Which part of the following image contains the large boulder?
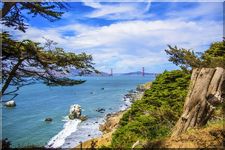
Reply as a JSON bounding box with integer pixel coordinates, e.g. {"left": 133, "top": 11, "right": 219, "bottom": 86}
{"left": 5, "top": 100, "right": 16, "bottom": 107}
{"left": 68, "top": 104, "right": 82, "bottom": 120}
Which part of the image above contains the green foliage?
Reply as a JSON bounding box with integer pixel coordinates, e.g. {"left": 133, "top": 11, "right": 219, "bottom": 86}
{"left": 201, "top": 41, "right": 225, "bottom": 68}
{"left": 1, "top": 2, "right": 67, "bottom": 32}
{"left": 111, "top": 70, "right": 191, "bottom": 148}
{"left": 165, "top": 41, "right": 225, "bottom": 71}
{"left": 165, "top": 45, "right": 202, "bottom": 71}
{"left": 1, "top": 32, "right": 96, "bottom": 96}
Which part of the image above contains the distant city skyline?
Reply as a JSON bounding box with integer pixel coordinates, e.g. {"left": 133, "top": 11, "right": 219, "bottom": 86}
{"left": 4, "top": 1, "right": 223, "bottom": 73}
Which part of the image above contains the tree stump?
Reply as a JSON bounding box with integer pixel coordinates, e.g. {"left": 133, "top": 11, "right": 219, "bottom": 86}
{"left": 172, "top": 67, "right": 225, "bottom": 137}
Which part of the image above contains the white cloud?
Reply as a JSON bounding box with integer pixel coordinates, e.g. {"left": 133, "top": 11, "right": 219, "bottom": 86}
{"left": 7, "top": 18, "right": 221, "bottom": 73}
{"left": 3, "top": 2, "right": 223, "bottom": 73}
{"left": 83, "top": 2, "right": 153, "bottom": 20}
{"left": 166, "top": 2, "right": 223, "bottom": 21}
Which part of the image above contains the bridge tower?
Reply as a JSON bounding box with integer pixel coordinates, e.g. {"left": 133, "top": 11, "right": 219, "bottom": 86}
{"left": 110, "top": 68, "right": 113, "bottom": 76}
{"left": 142, "top": 67, "right": 145, "bottom": 76}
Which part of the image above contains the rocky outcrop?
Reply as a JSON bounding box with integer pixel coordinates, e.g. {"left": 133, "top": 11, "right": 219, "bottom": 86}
{"left": 45, "top": 118, "right": 53, "bottom": 122}
{"left": 172, "top": 67, "right": 225, "bottom": 137}
{"left": 69, "top": 104, "right": 82, "bottom": 120}
{"left": 5, "top": 100, "right": 16, "bottom": 107}
{"left": 123, "top": 82, "right": 152, "bottom": 103}
{"left": 99, "top": 111, "right": 125, "bottom": 134}
{"left": 96, "top": 108, "right": 105, "bottom": 113}
{"left": 68, "top": 104, "right": 88, "bottom": 121}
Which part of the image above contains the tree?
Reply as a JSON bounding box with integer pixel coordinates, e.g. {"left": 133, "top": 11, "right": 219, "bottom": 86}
{"left": 165, "top": 41, "right": 225, "bottom": 136}
{"left": 1, "top": 32, "right": 97, "bottom": 98}
{"left": 172, "top": 67, "right": 225, "bottom": 136}
{"left": 201, "top": 41, "right": 225, "bottom": 68}
{"left": 165, "top": 41, "right": 225, "bottom": 71}
{"left": 1, "top": 2, "right": 67, "bottom": 32}
{"left": 165, "top": 45, "right": 202, "bottom": 71}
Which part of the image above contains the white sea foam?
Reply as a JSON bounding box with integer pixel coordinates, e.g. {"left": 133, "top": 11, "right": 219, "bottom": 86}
{"left": 46, "top": 90, "right": 139, "bottom": 148}
{"left": 46, "top": 118, "right": 81, "bottom": 148}
{"left": 61, "top": 118, "right": 103, "bottom": 148}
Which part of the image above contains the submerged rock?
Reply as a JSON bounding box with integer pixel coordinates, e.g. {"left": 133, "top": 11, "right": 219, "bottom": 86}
{"left": 96, "top": 108, "right": 105, "bottom": 113}
{"left": 80, "top": 115, "right": 88, "bottom": 121}
{"left": 5, "top": 100, "right": 16, "bottom": 107}
{"left": 45, "top": 118, "right": 53, "bottom": 122}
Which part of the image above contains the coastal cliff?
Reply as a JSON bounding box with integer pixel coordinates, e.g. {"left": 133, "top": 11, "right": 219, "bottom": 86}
{"left": 78, "top": 67, "right": 224, "bottom": 149}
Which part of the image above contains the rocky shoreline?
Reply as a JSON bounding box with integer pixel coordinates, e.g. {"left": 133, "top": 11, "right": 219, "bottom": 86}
{"left": 74, "top": 82, "right": 152, "bottom": 148}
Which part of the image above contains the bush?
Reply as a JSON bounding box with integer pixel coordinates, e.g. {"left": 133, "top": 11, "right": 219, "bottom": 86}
{"left": 111, "top": 70, "right": 191, "bottom": 148}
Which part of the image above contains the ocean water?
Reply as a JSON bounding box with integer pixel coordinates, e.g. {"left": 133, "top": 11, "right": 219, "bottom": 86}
{"left": 2, "top": 75, "right": 155, "bottom": 148}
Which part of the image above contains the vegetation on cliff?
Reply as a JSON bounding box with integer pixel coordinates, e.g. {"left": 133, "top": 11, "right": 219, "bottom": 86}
{"left": 111, "top": 70, "right": 191, "bottom": 148}
{"left": 165, "top": 41, "right": 225, "bottom": 71}
{"left": 146, "top": 119, "right": 224, "bottom": 148}
{"left": 111, "top": 40, "right": 224, "bottom": 148}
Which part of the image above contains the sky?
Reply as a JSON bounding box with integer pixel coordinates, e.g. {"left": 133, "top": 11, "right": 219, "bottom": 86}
{"left": 4, "top": 1, "right": 224, "bottom": 73}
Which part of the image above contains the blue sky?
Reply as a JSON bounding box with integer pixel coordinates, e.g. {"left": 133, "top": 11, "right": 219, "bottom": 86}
{"left": 5, "top": 2, "right": 223, "bottom": 73}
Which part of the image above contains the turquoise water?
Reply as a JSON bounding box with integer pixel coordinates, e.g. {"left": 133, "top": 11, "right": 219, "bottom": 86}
{"left": 2, "top": 75, "right": 154, "bottom": 148}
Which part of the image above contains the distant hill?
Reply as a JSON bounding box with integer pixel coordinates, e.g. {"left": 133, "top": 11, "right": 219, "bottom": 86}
{"left": 70, "top": 69, "right": 157, "bottom": 76}
{"left": 69, "top": 68, "right": 111, "bottom": 76}
{"left": 121, "top": 71, "right": 156, "bottom": 76}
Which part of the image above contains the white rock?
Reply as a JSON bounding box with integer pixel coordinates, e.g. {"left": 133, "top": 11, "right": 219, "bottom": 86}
{"left": 69, "top": 104, "right": 81, "bottom": 120}
{"left": 5, "top": 100, "right": 16, "bottom": 107}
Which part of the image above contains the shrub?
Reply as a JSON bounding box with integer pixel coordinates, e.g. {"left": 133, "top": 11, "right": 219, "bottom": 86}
{"left": 111, "top": 70, "right": 191, "bottom": 148}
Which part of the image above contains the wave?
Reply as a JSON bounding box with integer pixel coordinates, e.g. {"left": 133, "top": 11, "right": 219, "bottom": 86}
{"left": 46, "top": 89, "right": 141, "bottom": 148}
{"left": 45, "top": 118, "right": 81, "bottom": 148}
{"left": 61, "top": 118, "right": 103, "bottom": 148}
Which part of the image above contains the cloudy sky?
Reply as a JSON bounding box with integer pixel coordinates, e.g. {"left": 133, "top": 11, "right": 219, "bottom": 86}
{"left": 5, "top": 1, "right": 223, "bottom": 73}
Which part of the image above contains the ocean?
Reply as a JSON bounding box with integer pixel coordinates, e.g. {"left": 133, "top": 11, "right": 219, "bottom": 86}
{"left": 2, "top": 75, "right": 155, "bottom": 148}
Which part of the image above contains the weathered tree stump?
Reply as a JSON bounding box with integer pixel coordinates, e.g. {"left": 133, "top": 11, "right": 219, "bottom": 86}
{"left": 172, "top": 67, "right": 225, "bottom": 137}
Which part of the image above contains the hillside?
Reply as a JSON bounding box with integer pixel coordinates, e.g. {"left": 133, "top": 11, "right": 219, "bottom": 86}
{"left": 146, "top": 119, "right": 224, "bottom": 148}
{"left": 74, "top": 41, "right": 225, "bottom": 149}
{"left": 104, "top": 68, "right": 224, "bottom": 149}
{"left": 111, "top": 70, "right": 191, "bottom": 148}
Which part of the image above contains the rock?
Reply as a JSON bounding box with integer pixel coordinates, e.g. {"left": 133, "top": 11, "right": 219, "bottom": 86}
{"left": 136, "top": 85, "right": 145, "bottom": 92}
{"left": 96, "top": 108, "right": 105, "bottom": 113}
{"left": 99, "top": 111, "right": 124, "bottom": 133}
{"left": 45, "top": 118, "right": 53, "bottom": 122}
{"left": 80, "top": 115, "right": 88, "bottom": 121}
{"left": 69, "top": 104, "right": 81, "bottom": 120}
{"left": 106, "top": 113, "right": 112, "bottom": 117}
{"left": 5, "top": 100, "right": 16, "bottom": 107}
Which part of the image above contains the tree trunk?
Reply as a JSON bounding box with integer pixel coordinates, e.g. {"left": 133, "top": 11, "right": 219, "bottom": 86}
{"left": 172, "top": 67, "right": 225, "bottom": 137}
{"left": 0, "top": 2, "right": 17, "bottom": 18}
{"left": 1, "top": 59, "right": 23, "bottom": 96}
